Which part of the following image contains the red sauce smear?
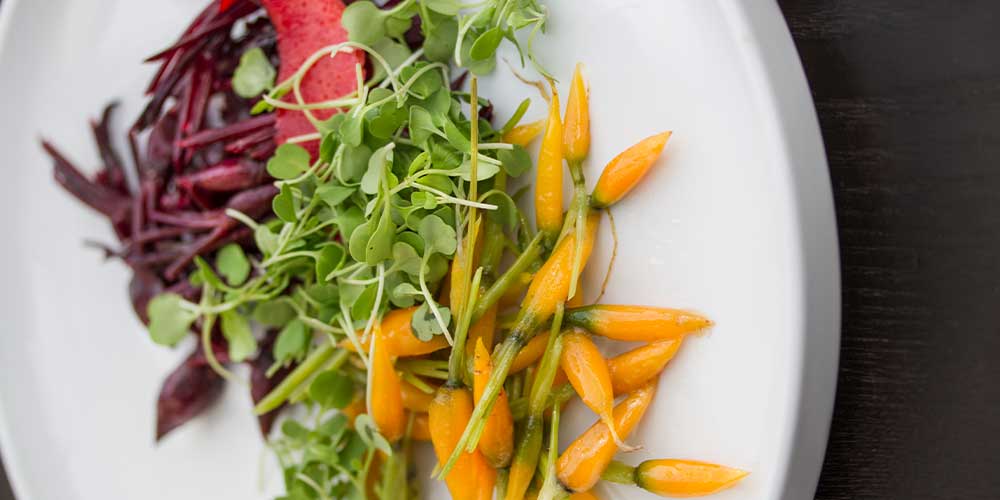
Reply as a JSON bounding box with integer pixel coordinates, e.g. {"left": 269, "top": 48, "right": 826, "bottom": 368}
{"left": 261, "top": 0, "right": 365, "bottom": 155}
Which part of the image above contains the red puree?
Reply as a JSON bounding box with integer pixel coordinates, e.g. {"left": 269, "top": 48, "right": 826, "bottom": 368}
{"left": 261, "top": 0, "right": 365, "bottom": 154}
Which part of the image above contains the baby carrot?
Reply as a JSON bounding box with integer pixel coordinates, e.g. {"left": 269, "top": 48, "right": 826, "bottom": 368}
{"left": 508, "top": 306, "right": 568, "bottom": 500}
{"left": 410, "top": 412, "right": 432, "bottom": 441}
{"left": 509, "top": 332, "right": 549, "bottom": 373}
{"left": 565, "top": 305, "right": 712, "bottom": 342}
{"left": 591, "top": 132, "right": 672, "bottom": 209}
{"left": 439, "top": 212, "right": 599, "bottom": 479}
{"left": 465, "top": 303, "right": 498, "bottom": 375}
{"left": 474, "top": 338, "right": 515, "bottom": 468}
{"left": 550, "top": 339, "right": 681, "bottom": 395}
{"left": 342, "top": 392, "right": 366, "bottom": 426}
{"left": 429, "top": 385, "right": 491, "bottom": 500}
{"left": 557, "top": 380, "right": 658, "bottom": 492}
{"left": 504, "top": 119, "right": 546, "bottom": 147}
{"left": 535, "top": 85, "right": 564, "bottom": 244}
{"left": 340, "top": 306, "right": 449, "bottom": 357}
{"left": 563, "top": 63, "right": 590, "bottom": 165}
{"left": 570, "top": 492, "right": 601, "bottom": 500}
{"left": 602, "top": 459, "right": 749, "bottom": 497}
{"left": 368, "top": 326, "right": 405, "bottom": 442}
{"left": 559, "top": 329, "right": 631, "bottom": 449}
{"left": 638, "top": 459, "right": 748, "bottom": 496}
{"left": 400, "top": 379, "right": 435, "bottom": 413}
{"left": 608, "top": 339, "right": 682, "bottom": 395}
{"left": 476, "top": 458, "right": 498, "bottom": 500}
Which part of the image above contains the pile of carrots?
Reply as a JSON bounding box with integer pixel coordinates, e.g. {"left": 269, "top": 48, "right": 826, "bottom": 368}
{"left": 361, "top": 66, "right": 747, "bottom": 499}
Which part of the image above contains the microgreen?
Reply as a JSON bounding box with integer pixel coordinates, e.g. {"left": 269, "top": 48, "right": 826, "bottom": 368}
{"left": 143, "top": 2, "right": 558, "bottom": 498}
{"left": 147, "top": 293, "right": 197, "bottom": 346}
{"left": 232, "top": 47, "right": 276, "bottom": 98}
{"left": 216, "top": 244, "right": 250, "bottom": 286}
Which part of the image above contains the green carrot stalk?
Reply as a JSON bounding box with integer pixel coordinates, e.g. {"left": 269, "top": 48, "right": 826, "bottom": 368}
{"left": 471, "top": 231, "right": 544, "bottom": 322}
{"left": 254, "top": 343, "right": 344, "bottom": 414}
{"left": 505, "top": 305, "right": 566, "bottom": 499}
{"left": 537, "top": 406, "right": 568, "bottom": 500}
{"left": 600, "top": 460, "right": 638, "bottom": 485}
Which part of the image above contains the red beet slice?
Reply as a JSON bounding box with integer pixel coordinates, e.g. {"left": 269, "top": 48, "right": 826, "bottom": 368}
{"left": 261, "top": 0, "right": 364, "bottom": 155}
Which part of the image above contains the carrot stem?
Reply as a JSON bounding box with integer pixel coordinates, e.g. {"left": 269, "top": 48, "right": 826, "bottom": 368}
{"left": 471, "top": 232, "right": 544, "bottom": 322}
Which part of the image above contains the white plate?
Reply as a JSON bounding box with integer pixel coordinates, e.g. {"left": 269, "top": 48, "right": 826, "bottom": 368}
{"left": 0, "top": 1, "right": 839, "bottom": 499}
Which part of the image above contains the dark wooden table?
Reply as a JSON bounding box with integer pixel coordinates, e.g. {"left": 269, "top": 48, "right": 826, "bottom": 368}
{"left": 2, "top": 1, "right": 999, "bottom": 499}
{"left": 779, "top": 0, "right": 1000, "bottom": 498}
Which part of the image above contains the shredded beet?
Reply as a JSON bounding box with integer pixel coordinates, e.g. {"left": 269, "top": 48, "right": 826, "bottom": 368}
{"left": 43, "top": 0, "right": 274, "bottom": 288}
{"left": 42, "top": 0, "right": 386, "bottom": 439}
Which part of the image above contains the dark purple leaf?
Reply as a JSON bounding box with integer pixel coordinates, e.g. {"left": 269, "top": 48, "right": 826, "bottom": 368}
{"left": 155, "top": 350, "right": 225, "bottom": 441}
{"left": 129, "top": 267, "right": 164, "bottom": 325}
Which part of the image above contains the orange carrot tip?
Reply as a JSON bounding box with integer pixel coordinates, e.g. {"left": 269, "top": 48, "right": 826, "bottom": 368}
{"left": 563, "top": 62, "right": 591, "bottom": 164}
{"left": 504, "top": 119, "right": 546, "bottom": 147}
{"left": 591, "top": 131, "right": 672, "bottom": 208}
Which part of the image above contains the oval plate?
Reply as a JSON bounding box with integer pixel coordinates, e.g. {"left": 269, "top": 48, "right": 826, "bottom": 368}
{"left": 0, "top": 1, "right": 839, "bottom": 499}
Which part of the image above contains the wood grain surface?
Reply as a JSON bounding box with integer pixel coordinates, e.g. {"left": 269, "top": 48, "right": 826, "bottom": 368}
{"left": 778, "top": 0, "right": 1000, "bottom": 498}
{"left": 2, "top": 1, "right": 999, "bottom": 500}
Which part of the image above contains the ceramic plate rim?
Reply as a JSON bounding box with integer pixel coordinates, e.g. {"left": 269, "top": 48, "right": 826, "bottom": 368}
{"left": 0, "top": 1, "right": 840, "bottom": 499}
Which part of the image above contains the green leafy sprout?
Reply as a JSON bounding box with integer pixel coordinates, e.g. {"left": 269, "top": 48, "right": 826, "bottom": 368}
{"left": 143, "top": 1, "right": 558, "bottom": 498}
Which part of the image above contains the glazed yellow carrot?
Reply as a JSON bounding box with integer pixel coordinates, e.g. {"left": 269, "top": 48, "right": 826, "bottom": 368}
{"left": 557, "top": 380, "right": 658, "bottom": 492}
{"left": 474, "top": 338, "right": 514, "bottom": 468}
{"left": 465, "top": 303, "right": 498, "bottom": 373}
{"left": 602, "top": 459, "right": 749, "bottom": 497}
{"left": 400, "top": 379, "right": 435, "bottom": 413}
{"left": 340, "top": 306, "right": 449, "bottom": 357}
{"left": 566, "top": 283, "right": 587, "bottom": 307}
{"left": 503, "top": 119, "right": 546, "bottom": 147}
{"left": 429, "top": 386, "right": 490, "bottom": 500}
{"left": 508, "top": 310, "right": 567, "bottom": 500}
{"left": 559, "top": 329, "right": 629, "bottom": 448}
{"left": 438, "top": 212, "right": 600, "bottom": 478}
{"left": 510, "top": 332, "right": 549, "bottom": 373}
{"left": 535, "top": 86, "right": 564, "bottom": 243}
{"left": 563, "top": 63, "right": 590, "bottom": 164}
{"left": 549, "top": 339, "right": 681, "bottom": 395}
{"left": 637, "top": 459, "right": 748, "bottom": 497}
{"left": 521, "top": 212, "right": 600, "bottom": 323}
{"left": 608, "top": 339, "right": 682, "bottom": 395}
{"left": 591, "top": 132, "right": 672, "bottom": 209}
{"left": 410, "top": 412, "right": 432, "bottom": 441}
{"left": 476, "top": 457, "right": 498, "bottom": 500}
{"left": 342, "top": 393, "right": 366, "bottom": 426}
{"left": 368, "top": 328, "right": 405, "bottom": 442}
{"left": 565, "top": 305, "right": 712, "bottom": 342}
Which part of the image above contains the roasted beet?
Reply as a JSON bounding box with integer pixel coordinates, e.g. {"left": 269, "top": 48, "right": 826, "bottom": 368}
{"left": 129, "top": 267, "right": 165, "bottom": 325}
{"left": 175, "top": 158, "right": 267, "bottom": 193}
{"left": 155, "top": 350, "right": 225, "bottom": 441}
{"left": 44, "top": 0, "right": 298, "bottom": 440}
